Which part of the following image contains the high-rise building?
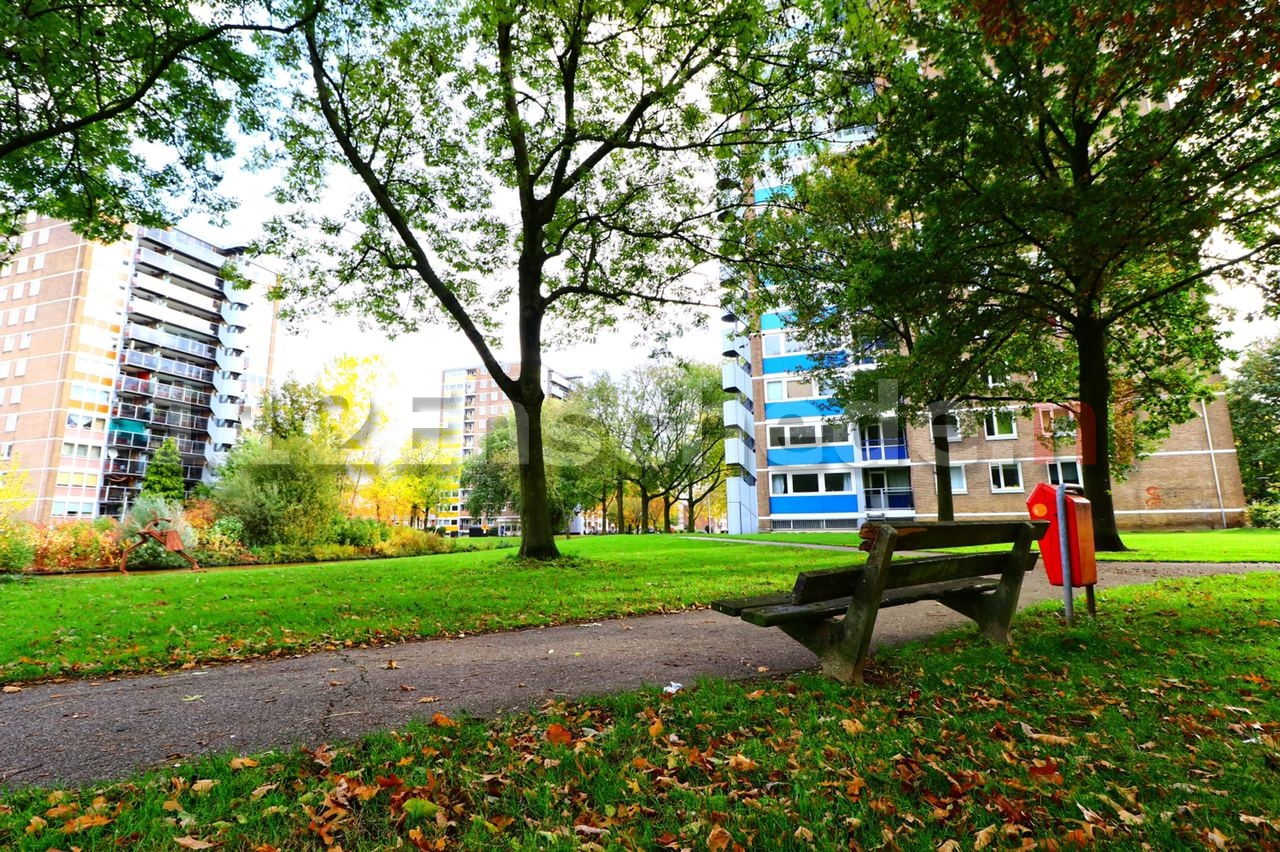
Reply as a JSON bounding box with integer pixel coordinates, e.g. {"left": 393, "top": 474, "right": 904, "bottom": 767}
{"left": 435, "top": 361, "right": 576, "bottom": 535}
{"left": 0, "top": 213, "right": 277, "bottom": 523}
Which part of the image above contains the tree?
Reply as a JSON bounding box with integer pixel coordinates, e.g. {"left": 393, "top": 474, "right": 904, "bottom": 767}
{"left": 258, "top": 375, "right": 330, "bottom": 442}
{"left": 211, "top": 434, "right": 343, "bottom": 546}
{"left": 1229, "top": 337, "right": 1280, "bottom": 504}
{"left": 389, "top": 440, "right": 456, "bottom": 529}
{"left": 140, "top": 437, "right": 186, "bottom": 502}
{"left": 259, "top": 0, "right": 856, "bottom": 558}
{"left": 744, "top": 0, "right": 1277, "bottom": 548}
{"left": 460, "top": 426, "right": 519, "bottom": 529}
{"left": 0, "top": 1, "right": 313, "bottom": 247}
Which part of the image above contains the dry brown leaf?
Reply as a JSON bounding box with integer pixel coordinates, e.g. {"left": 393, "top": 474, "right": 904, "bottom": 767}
{"left": 174, "top": 836, "right": 218, "bottom": 849}
{"left": 416, "top": 696, "right": 440, "bottom": 704}
{"left": 708, "top": 825, "right": 733, "bottom": 852}
{"left": 794, "top": 826, "right": 815, "bottom": 842}
{"left": 229, "top": 757, "right": 259, "bottom": 770}
{"left": 162, "top": 800, "right": 183, "bottom": 812}
{"left": 430, "top": 712, "right": 458, "bottom": 728}
{"left": 250, "top": 783, "right": 278, "bottom": 801}
{"left": 938, "top": 840, "right": 962, "bottom": 852}
{"left": 727, "top": 753, "right": 759, "bottom": 772}
{"left": 190, "top": 779, "right": 218, "bottom": 796}
{"left": 648, "top": 718, "right": 664, "bottom": 738}
{"left": 545, "top": 723, "right": 573, "bottom": 746}
{"left": 384, "top": 659, "right": 399, "bottom": 670}
{"left": 25, "top": 815, "right": 46, "bottom": 835}
{"left": 1019, "top": 721, "right": 1074, "bottom": 746}
{"left": 975, "top": 825, "right": 998, "bottom": 849}
{"left": 3, "top": 685, "right": 22, "bottom": 693}
{"left": 62, "top": 812, "right": 112, "bottom": 833}
{"left": 841, "top": 718, "right": 866, "bottom": 736}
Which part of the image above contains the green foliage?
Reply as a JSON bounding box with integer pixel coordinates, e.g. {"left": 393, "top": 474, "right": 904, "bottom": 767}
{"left": 459, "top": 423, "right": 518, "bottom": 524}
{"left": 1229, "top": 337, "right": 1280, "bottom": 503}
{"left": 0, "top": 1, "right": 298, "bottom": 246}
{"left": 120, "top": 494, "right": 196, "bottom": 569}
{"left": 0, "top": 525, "right": 34, "bottom": 573}
{"left": 1246, "top": 502, "right": 1280, "bottom": 530}
{"left": 139, "top": 437, "right": 187, "bottom": 502}
{"left": 211, "top": 434, "right": 343, "bottom": 546}
{"left": 330, "top": 516, "right": 391, "bottom": 548}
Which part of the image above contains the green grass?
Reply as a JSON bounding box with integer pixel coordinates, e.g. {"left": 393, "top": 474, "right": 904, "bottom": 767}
{"left": 728, "top": 527, "right": 1280, "bottom": 562}
{"left": 0, "top": 536, "right": 868, "bottom": 685}
{"left": 2, "top": 572, "right": 1277, "bottom": 849}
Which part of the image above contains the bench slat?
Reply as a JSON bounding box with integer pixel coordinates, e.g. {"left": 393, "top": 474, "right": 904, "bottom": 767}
{"left": 871, "top": 520, "right": 1047, "bottom": 551}
{"left": 791, "top": 565, "right": 864, "bottom": 604}
{"left": 740, "top": 578, "right": 1002, "bottom": 627}
{"left": 884, "top": 552, "right": 1014, "bottom": 590}
{"left": 710, "top": 592, "right": 792, "bottom": 617}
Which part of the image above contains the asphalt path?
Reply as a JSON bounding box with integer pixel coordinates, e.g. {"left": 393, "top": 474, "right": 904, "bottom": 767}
{"left": 1, "top": 559, "right": 1275, "bottom": 788}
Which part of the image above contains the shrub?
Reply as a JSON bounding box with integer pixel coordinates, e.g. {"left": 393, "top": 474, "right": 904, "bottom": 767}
{"left": 1246, "top": 501, "right": 1280, "bottom": 529}
{"left": 0, "top": 524, "right": 35, "bottom": 572}
{"left": 374, "top": 527, "right": 453, "bottom": 558}
{"left": 331, "top": 516, "right": 390, "bottom": 548}
{"left": 32, "top": 520, "right": 122, "bottom": 571}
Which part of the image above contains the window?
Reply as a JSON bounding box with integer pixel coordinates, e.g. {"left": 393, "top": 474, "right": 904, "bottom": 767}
{"left": 7, "top": 386, "right": 19, "bottom": 405}
{"left": 23, "top": 305, "right": 35, "bottom": 322}
{"left": 7, "top": 309, "right": 17, "bottom": 326}
{"left": 768, "top": 426, "right": 786, "bottom": 447}
{"left": 1047, "top": 460, "right": 1081, "bottom": 485}
{"left": 13, "top": 358, "right": 25, "bottom": 377}
{"left": 0, "top": 443, "right": 11, "bottom": 460}
{"left": 67, "top": 413, "right": 94, "bottom": 429}
{"left": 19, "top": 333, "right": 30, "bottom": 349}
{"left": 1, "top": 337, "right": 11, "bottom": 353}
{"left": 933, "top": 412, "right": 961, "bottom": 442}
{"left": 821, "top": 422, "right": 849, "bottom": 443}
{"left": 791, "top": 473, "right": 820, "bottom": 493}
{"left": 771, "top": 470, "right": 854, "bottom": 495}
{"left": 31, "top": 254, "right": 44, "bottom": 271}
{"left": 28, "top": 280, "right": 39, "bottom": 296}
{"left": 790, "top": 425, "right": 816, "bottom": 445}
{"left": 989, "top": 462, "right": 1023, "bottom": 492}
{"left": 823, "top": 472, "right": 852, "bottom": 492}
{"left": 3, "top": 414, "right": 16, "bottom": 432}
{"left": 938, "top": 465, "right": 968, "bottom": 494}
{"left": 984, "top": 410, "right": 1017, "bottom": 439}
{"left": 762, "top": 334, "right": 782, "bottom": 357}
{"left": 765, "top": 380, "right": 783, "bottom": 402}
{"left": 1038, "top": 406, "right": 1077, "bottom": 438}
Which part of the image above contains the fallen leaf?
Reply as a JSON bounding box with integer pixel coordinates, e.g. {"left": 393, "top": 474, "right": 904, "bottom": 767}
{"left": 648, "top": 718, "right": 664, "bottom": 738}
{"left": 399, "top": 684, "right": 416, "bottom": 692}
{"left": 416, "top": 696, "right": 441, "bottom": 704}
{"left": 250, "top": 784, "right": 278, "bottom": 801}
{"left": 162, "top": 800, "right": 183, "bottom": 813}
{"left": 1019, "top": 722, "right": 1074, "bottom": 746}
{"left": 938, "top": 841, "right": 961, "bottom": 852}
{"left": 431, "top": 712, "right": 458, "bottom": 727}
{"left": 841, "top": 718, "right": 866, "bottom": 736}
{"left": 975, "top": 825, "right": 998, "bottom": 849}
{"left": 174, "top": 836, "right": 218, "bottom": 849}
{"left": 25, "top": 815, "right": 46, "bottom": 835}
{"left": 384, "top": 660, "right": 400, "bottom": 670}
{"left": 229, "top": 757, "right": 259, "bottom": 770}
{"left": 190, "top": 779, "right": 218, "bottom": 796}
{"left": 545, "top": 723, "right": 573, "bottom": 746}
{"left": 728, "top": 753, "right": 759, "bottom": 772}
{"left": 3, "top": 685, "right": 22, "bottom": 694}
{"left": 708, "top": 825, "right": 733, "bottom": 851}
{"left": 62, "top": 812, "right": 112, "bottom": 833}
{"left": 181, "top": 695, "right": 203, "bottom": 702}
{"left": 794, "top": 826, "right": 815, "bottom": 842}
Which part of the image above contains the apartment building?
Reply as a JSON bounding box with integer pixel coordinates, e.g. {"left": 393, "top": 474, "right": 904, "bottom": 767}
{"left": 435, "top": 361, "right": 576, "bottom": 534}
{"left": 720, "top": 310, "right": 1247, "bottom": 532}
{"left": 0, "top": 214, "right": 277, "bottom": 523}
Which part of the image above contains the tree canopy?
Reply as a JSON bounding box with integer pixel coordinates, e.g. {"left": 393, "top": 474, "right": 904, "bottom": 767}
{"left": 258, "top": 0, "right": 860, "bottom": 557}
{"left": 139, "top": 437, "right": 187, "bottom": 503}
{"left": 0, "top": 0, "right": 312, "bottom": 248}
{"left": 739, "top": 0, "right": 1279, "bottom": 548}
{"left": 1229, "top": 336, "right": 1280, "bottom": 504}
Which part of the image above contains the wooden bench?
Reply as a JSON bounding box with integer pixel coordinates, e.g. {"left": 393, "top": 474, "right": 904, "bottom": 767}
{"left": 710, "top": 520, "right": 1048, "bottom": 683}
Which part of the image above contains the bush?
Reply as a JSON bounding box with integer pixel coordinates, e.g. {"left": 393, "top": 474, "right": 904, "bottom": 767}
{"left": 331, "top": 516, "right": 391, "bottom": 548}
{"left": 374, "top": 527, "right": 453, "bottom": 558}
{"left": 0, "top": 524, "right": 34, "bottom": 572}
{"left": 32, "top": 520, "right": 122, "bottom": 571}
{"left": 1246, "top": 501, "right": 1280, "bottom": 529}
{"left": 119, "top": 495, "right": 196, "bottom": 570}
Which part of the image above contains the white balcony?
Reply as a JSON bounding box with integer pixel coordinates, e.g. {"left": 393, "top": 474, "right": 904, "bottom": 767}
{"left": 209, "top": 424, "right": 239, "bottom": 447}
{"left": 216, "top": 350, "right": 246, "bottom": 374}
{"left": 722, "top": 360, "right": 751, "bottom": 395}
{"left": 133, "top": 270, "right": 220, "bottom": 315}
{"left": 726, "top": 476, "right": 759, "bottom": 535}
{"left": 725, "top": 436, "right": 757, "bottom": 477}
{"left": 214, "top": 372, "right": 245, "bottom": 400}
{"left": 136, "top": 246, "right": 220, "bottom": 291}
{"left": 723, "top": 399, "right": 753, "bottom": 436}
{"left": 221, "top": 301, "right": 247, "bottom": 325}
{"left": 210, "top": 397, "right": 241, "bottom": 422}
{"left": 721, "top": 327, "right": 750, "bottom": 361}
{"left": 218, "top": 323, "right": 244, "bottom": 349}
{"left": 130, "top": 298, "right": 219, "bottom": 337}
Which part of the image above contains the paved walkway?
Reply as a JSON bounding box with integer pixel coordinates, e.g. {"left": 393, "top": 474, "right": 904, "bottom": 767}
{"left": 1, "top": 560, "right": 1275, "bottom": 788}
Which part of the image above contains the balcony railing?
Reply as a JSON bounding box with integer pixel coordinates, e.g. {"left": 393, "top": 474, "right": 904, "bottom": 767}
{"left": 105, "top": 457, "right": 148, "bottom": 476}
{"left": 153, "top": 382, "right": 211, "bottom": 409}
{"left": 862, "top": 487, "right": 914, "bottom": 510}
{"left": 108, "top": 431, "right": 149, "bottom": 450}
{"left": 116, "top": 376, "right": 154, "bottom": 396}
{"left": 860, "top": 437, "right": 909, "bottom": 462}
{"left": 125, "top": 322, "right": 217, "bottom": 360}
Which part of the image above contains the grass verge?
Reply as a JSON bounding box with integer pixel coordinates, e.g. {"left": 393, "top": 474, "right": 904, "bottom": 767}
{"left": 0, "top": 536, "right": 866, "bottom": 685}
{"left": 728, "top": 527, "right": 1280, "bottom": 562}
{"left": 1, "top": 572, "right": 1277, "bottom": 849}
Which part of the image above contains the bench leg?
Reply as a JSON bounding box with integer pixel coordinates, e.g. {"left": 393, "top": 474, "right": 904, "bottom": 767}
{"left": 777, "top": 620, "right": 865, "bottom": 684}
{"left": 936, "top": 572, "right": 1025, "bottom": 643}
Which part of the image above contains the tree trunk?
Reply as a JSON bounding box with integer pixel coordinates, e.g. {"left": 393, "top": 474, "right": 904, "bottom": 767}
{"left": 1076, "top": 318, "right": 1126, "bottom": 551}
{"left": 930, "top": 402, "right": 955, "bottom": 522}
{"left": 615, "top": 476, "right": 624, "bottom": 534}
{"left": 686, "top": 484, "right": 695, "bottom": 532}
{"left": 639, "top": 488, "right": 651, "bottom": 532}
{"left": 601, "top": 482, "right": 609, "bottom": 534}
{"left": 662, "top": 494, "right": 673, "bottom": 533}
{"left": 512, "top": 397, "right": 560, "bottom": 559}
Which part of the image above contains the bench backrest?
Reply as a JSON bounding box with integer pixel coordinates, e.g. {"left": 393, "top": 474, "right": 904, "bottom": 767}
{"left": 790, "top": 520, "right": 1047, "bottom": 604}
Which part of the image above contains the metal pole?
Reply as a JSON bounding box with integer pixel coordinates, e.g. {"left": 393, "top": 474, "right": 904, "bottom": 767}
{"left": 1058, "top": 482, "right": 1074, "bottom": 623}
